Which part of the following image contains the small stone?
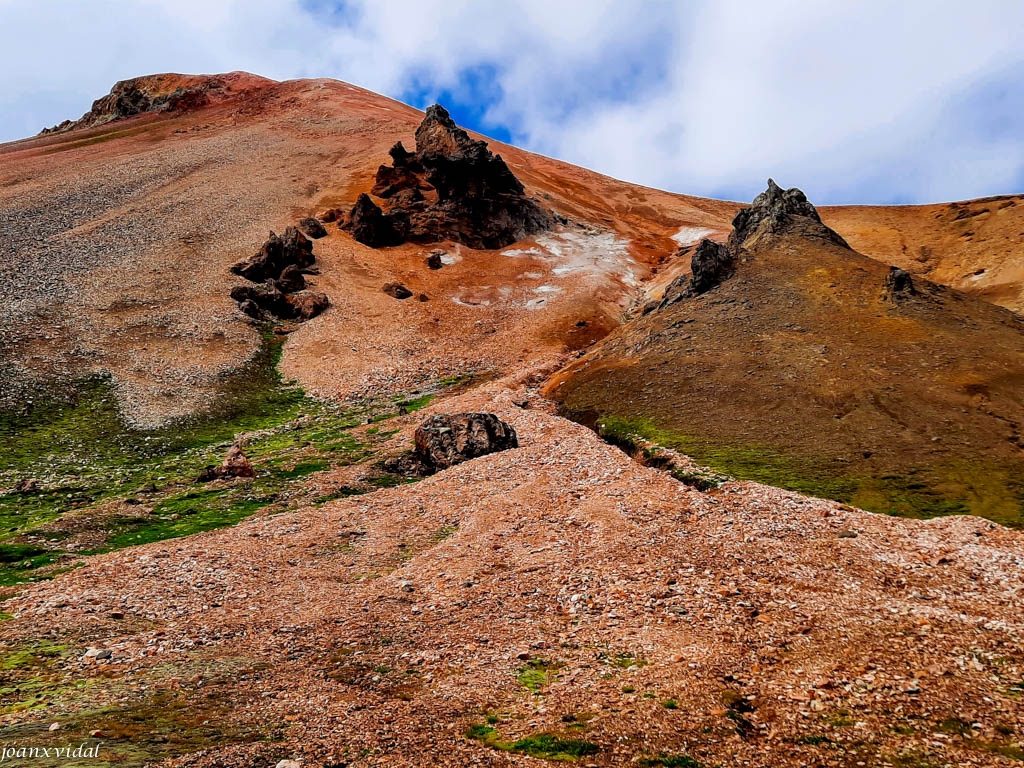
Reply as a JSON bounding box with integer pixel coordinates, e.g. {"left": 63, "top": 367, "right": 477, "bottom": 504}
{"left": 275, "top": 761, "right": 301, "bottom": 768}
{"left": 383, "top": 283, "right": 413, "bottom": 300}
{"left": 48, "top": 722, "right": 60, "bottom": 731}
{"left": 838, "top": 529, "right": 858, "bottom": 539}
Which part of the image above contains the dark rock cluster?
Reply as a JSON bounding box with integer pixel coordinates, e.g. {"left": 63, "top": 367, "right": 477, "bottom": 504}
{"left": 230, "top": 226, "right": 329, "bottom": 321}
{"left": 660, "top": 179, "right": 848, "bottom": 309}
{"left": 41, "top": 80, "right": 211, "bottom": 134}
{"left": 384, "top": 412, "right": 518, "bottom": 476}
{"left": 341, "top": 105, "right": 552, "bottom": 250}
{"left": 729, "top": 178, "right": 849, "bottom": 250}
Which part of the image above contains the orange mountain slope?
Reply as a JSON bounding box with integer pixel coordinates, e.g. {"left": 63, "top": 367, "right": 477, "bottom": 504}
{"left": 0, "top": 73, "right": 1023, "bottom": 768}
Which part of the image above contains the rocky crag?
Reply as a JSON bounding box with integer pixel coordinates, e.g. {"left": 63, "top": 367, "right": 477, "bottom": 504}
{"left": 229, "top": 226, "right": 329, "bottom": 321}
{"left": 342, "top": 105, "right": 552, "bottom": 249}
{"left": 39, "top": 73, "right": 269, "bottom": 135}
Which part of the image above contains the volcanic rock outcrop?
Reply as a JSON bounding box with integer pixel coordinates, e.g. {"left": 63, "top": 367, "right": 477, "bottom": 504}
{"left": 730, "top": 178, "right": 850, "bottom": 251}
{"left": 40, "top": 76, "right": 219, "bottom": 134}
{"left": 384, "top": 412, "right": 519, "bottom": 476}
{"left": 660, "top": 180, "right": 846, "bottom": 307}
{"left": 884, "top": 265, "right": 916, "bottom": 300}
{"left": 341, "top": 105, "right": 552, "bottom": 249}
{"left": 659, "top": 238, "right": 736, "bottom": 308}
{"left": 230, "top": 227, "right": 329, "bottom": 321}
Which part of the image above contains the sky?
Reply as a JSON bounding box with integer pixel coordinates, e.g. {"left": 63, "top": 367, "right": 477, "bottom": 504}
{"left": 2, "top": 0, "right": 1023, "bottom": 205}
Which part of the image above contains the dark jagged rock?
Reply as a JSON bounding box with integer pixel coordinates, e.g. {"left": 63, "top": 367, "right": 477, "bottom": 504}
{"left": 275, "top": 265, "right": 307, "bottom": 293}
{"left": 285, "top": 290, "right": 330, "bottom": 320}
{"left": 342, "top": 104, "right": 552, "bottom": 250}
{"left": 231, "top": 227, "right": 314, "bottom": 283}
{"left": 425, "top": 250, "right": 445, "bottom": 270}
{"left": 689, "top": 238, "right": 736, "bottom": 295}
{"left": 298, "top": 217, "right": 327, "bottom": 239}
{"left": 729, "top": 178, "right": 849, "bottom": 250}
{"left": 230, "top": 226, "right": 328, "bottom": 321}
{"left": 383, "top": 283, "right": 413, "bottom": 300}
{"left": 884, "top": 266, "right": 916, "bottom": 300}
{"left": 343, "top": 194, "right": 407, "bottom": 248}
{"left": 660, "top": 239, "right": 736, "bottom": 308}
{"left": 41, "top": 77, "right": 213, "bottom": 134}
{"left": 197, "top": 445, "right": 255, "bottom": 482}
{"left": 413, "top": 413, "right": 518, "bottom": 471}
{"left": 229, "top": 283, "right": 292, "bottom": 319}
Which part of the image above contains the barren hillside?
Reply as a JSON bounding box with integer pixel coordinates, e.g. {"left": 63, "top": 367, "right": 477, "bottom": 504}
{"left": 0, "top": 73, "right": 1022, "bottom": 768}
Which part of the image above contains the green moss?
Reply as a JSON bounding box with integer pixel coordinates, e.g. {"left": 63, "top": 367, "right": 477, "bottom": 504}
{"left": 661, "top": 699, "right": 679, "bottom": 710}
{"left": 638, "top": 755, "right": 703, "bottom": 768}
{"left": 509, "top": 734, "right": 599, "bottom": 760}
{"left": 0, "top": 334, "right": 381, "bottom": 584}
{"left": 797, "top": 734, "right": 832, "bottom": 745}
{"left": 518, "top": 658, "right": 558, "bottom": 693}
{"left": 594, "top": 415, "right": 1023, "bottom": 526}
{"left": 466, "top": 723, "right": 599, "bottom": 761}
{"left": 0, "top": 641, "right": 66, "bottom": 670}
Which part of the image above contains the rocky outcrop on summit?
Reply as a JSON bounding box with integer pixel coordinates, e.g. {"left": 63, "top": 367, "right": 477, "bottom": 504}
{"left": 730, "top": 178, "right": 849, "bottom": 250}
{"left": 39, "top": 72, "right": 273, "bottom": 135}
{"left": 341, "top": 105, "right": 552, "bottom": 250}
{"left": 659, "top": 181, "right": 850, "bottom": 308}
{"left": 229, "top": 227, "right": 328, "bottom": 321}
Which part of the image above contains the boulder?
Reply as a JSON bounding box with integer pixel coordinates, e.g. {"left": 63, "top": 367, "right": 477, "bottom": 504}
{"left": 884, "top": 266, "right": 915, "bottom": 299}
{"left": 413, "top": 413, "right": 518, "bottom": 471}
{"left": 383, "top": 283, "right": 413, "bottom": 300}
{"left": 197, "top": 445, "right": 255, "bottom": 482}
{"left": 425, "top": 250, "right": 445, "bottom": 270}
{"left": 231, "top": 227, "right": 314, "bottom": 283}
{"left": 688, "top": 238, "right": 736, "bottom": 296}
{"left": 285, "top": 290, "right": 330, "bottom": 320}
{"left": 230, "top": 283, "right": 291, "bottom": 318}
{"left": 659, "top": 238, "right": 735, "bottom": 307}
{"left": 318, "top": 208, "right": 345, "bottom": 223}
{"left": 298, "top": 217, "right": 327, "bottom": 239}
{"left": 275, "top": 264, "right": 306, "bottom": 293}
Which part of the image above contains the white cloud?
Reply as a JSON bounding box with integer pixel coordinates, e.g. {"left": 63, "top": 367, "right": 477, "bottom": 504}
{"left": 1, "top": 0, "right": 1023, "bottom": 203}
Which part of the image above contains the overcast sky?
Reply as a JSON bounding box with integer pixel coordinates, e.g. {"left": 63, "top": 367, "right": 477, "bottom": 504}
{"left": 2, "top": 0, "right": 1023, "bottom": 204}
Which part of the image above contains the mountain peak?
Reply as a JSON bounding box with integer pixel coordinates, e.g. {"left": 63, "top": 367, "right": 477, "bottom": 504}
{"left": 730, "top": 178, "right": 849, "bottom": 249}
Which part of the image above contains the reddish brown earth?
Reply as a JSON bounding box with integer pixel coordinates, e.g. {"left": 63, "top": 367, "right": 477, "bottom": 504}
{"left": 0, "top": 73, "right": 1023, "bottom": 767}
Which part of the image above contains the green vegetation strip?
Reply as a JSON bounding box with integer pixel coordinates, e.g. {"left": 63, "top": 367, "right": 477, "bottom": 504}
{"left": 594, "top": 415, "right": 1024, "bottom": 527}
{"left": 0, "top": 332, "right": 479, "bottom": 586}
{"left": 466, "top": 724, "right": 599, "bottom": 761}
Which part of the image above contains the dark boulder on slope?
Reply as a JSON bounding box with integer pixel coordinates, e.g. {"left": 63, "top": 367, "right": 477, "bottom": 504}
{"left": 413, "top": 413, "right": 518, "bottom": 471}
{"left": 231, "top": 227, "right": 314, "bottom": 283}
{"left": 884, "top": 266, "right": 916, "bottom": 300}
{"left": 660, "top": 238, "right": 736, "bottom": 308}
{"left": 343, "top": 194, "right": 407, "bottom": 248}
{"left": 298, "top": 217, "right": 328, "bottom": 239}
{"left": 197, "top": 445, "right": 255, "bottom": 482}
